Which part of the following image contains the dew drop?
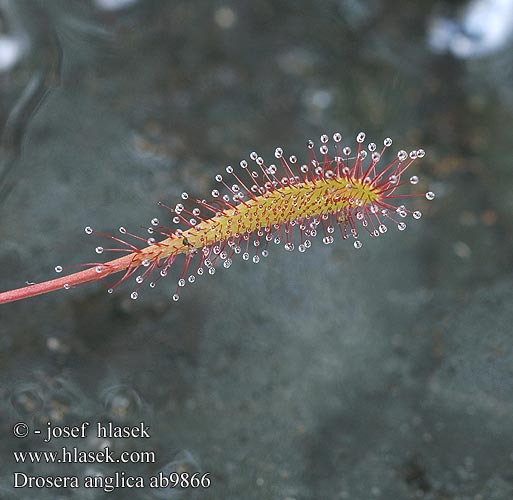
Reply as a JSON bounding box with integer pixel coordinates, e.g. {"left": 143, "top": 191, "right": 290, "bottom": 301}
{"left": 225, "top": 165, "right": 233, "bottom": 174}
{"left": 63, "top": 283, "right": 70, "bottom": 290}
{"left": 413, "top": 211, "right": 422, "bottom": 219}
{"left": 357, "top": 132, "right": 366, "bottom": 143}
{"left": 197, "top": 268, "right": 204, "bottom": 276}
{"left": 119, "top": 226, "right": 127, "bottom": 234}
{"left": 320, "top": 145, "right": 328, "bottom": 155}
{"left": 172, "top": 294, "right": 179, "bottom": 302}
{"left": 398, "top": 222, "right": 407, "bottom": 231}
{"left": 208, "top": 267, "right": 216, "bottom": 275}
{"left": 215, "top": 174, "right": 223, "bottom": 182}
{"left": 95, "top": 246, "right": 104, "bottom": 254}
{"left": 136, "top": 275, "right": 143, "bottom": 284}
{"left": 223, "top": 259, "right": 232, "bottom": 268}
{"left": 253, "top": 255, "right": 260, "bottom": 263}
{"left": 107, "top": 288, "right": 114, "bottom": 294}
{"left": 181, "top": 192, "right": 189, "bottom": 200}
{"left": 96, "top": 266, "right": 103, "bottom": 273}
{"left": 298, "top": 244, "right": 306, "bottom": 252}
{"left": 409, "top": 175, "right": 419, "bottom": 184}
{"left": 426, "top": 191, "right": 435, "bottom": 200}
{"left": 151, "top": 218, "right": 159, "bottom": 226}
{"left": 354, "top": 240, "right": 362, "bottom": 249}
{"left": 384, "top": 137, "right": 392, "bottom": 147}
{"left": 275, "top": 147, "right": 283, "bottom": 158}
{"left": 240, "top": 160, "right": 248, "bottom": 168}
{"left": 55, "top": 265, "right": 63, "bottom": 273}
{"left": 307, "top": 140, "right": 314, "bottom": 149}
{"left": 149, "top": 282, "right": 156, "bottom": 288}
{"left": 178, "top": 278, "right": 186, "bottom": 287}
{"left": 397, "top": 150, "right": 408, "bottom": 161}
{"left": 333, "top": 132, "right": 342, "bottom": 142}
{"left": 211, "top": 189, "right": 220, "bottom": 197}
{"left": 242, "top": 252, "right": 250, "bottom": 261}
{"left": 417, "top": 149, "right": 425, "bottom": 158}
{"left": 262, "top": 250, "right": 269, "bottom": 257}
{"left": 131, "top": 291, "right": 138, "bottom": 300}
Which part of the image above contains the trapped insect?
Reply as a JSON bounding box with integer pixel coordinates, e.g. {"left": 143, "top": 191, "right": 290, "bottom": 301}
{"left": 0, "top": 132, "right": 434, "bottom": 305}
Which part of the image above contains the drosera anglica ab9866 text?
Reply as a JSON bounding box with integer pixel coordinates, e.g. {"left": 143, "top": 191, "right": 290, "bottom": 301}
{"left": 0, "top": 132, "right": 435, "bottom": 305}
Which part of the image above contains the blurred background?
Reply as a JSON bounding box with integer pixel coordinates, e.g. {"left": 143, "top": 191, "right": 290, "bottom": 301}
{"left": 1, "top": 0, "right": 513, "bottom": 499}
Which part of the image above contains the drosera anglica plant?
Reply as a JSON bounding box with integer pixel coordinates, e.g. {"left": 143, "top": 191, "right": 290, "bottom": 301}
{"left": 0, "top": 132, "right": 434, "bottom": 305}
